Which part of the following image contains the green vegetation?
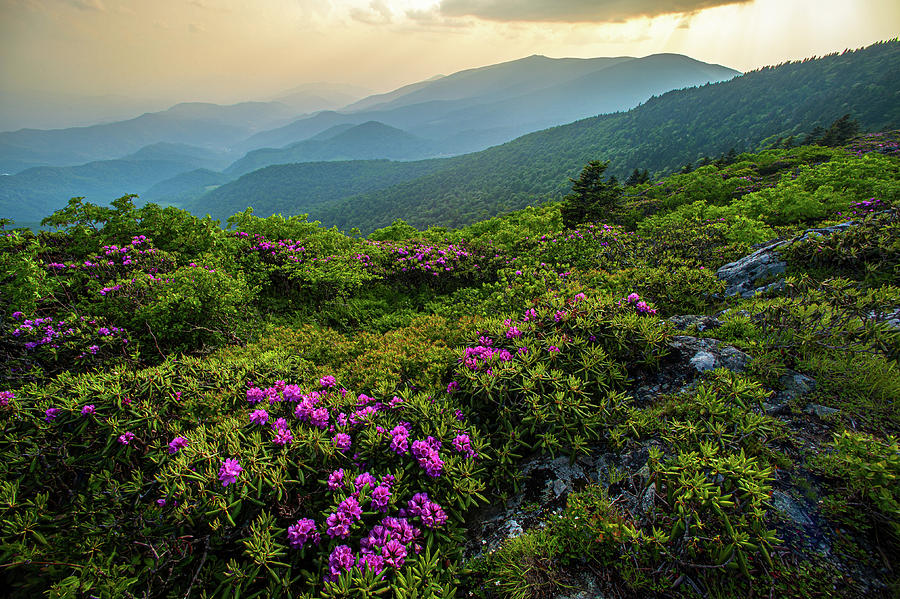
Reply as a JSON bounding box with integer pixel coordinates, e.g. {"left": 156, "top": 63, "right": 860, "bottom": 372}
{"left": 300, "top": 40, "right": 898, "bottom": 232}
{"left": 1, "top": 129, "right": 898, "bottom": 599}
{"left": 185, "top": 159, "right": 451, "bottom": 222}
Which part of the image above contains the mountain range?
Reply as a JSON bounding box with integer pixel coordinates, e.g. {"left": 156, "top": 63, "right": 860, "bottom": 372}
{"left": 6, "top": 44, "right": 899, "bottom": 231}
{"left": 187, "top": 40, "right": 900, "bottom": 232}
{"left": 1, "top": 52, "right": 739, "bottom": 223}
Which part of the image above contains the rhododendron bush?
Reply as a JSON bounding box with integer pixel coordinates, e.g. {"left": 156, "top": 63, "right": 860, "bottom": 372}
{"left": 1, "top": 137, "right": 898, "bottom": 598}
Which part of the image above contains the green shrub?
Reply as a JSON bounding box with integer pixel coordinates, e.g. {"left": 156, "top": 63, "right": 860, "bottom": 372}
{"left": 810, "top": 431, "right": 900, "bottom": 551}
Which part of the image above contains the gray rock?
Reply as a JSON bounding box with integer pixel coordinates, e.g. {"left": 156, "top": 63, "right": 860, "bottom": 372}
{"left": 690, "top": 351, "right": 717, "bottom": 372}
{"left": 505, "top": 519, "right": 524, "bottom": 539}
{"left": 553, "top": 478, "right": 570, "bottom": 497}
{"left": 717, "top": 242, "right": 789, "bottom": 297}
{"left": 717, "top": 220, "right": 858, "bottom": 297}
{"left": 805, "top": 404, "right": 839, "bottom": 418}
{"left": 668, "top": 314, "right": 723, "bottom": 332}
{"left": 771, "top": 490, "right": 813, "bottom": 527}
{"left": 869, "top": 307, "right": 900, "bottom": 330}
{"left": 779, "top": 371, "right": 817, "bottom": 398}
{"left": 639, "top": 483, "right": 656, "bottom": 519}
{"left": 670, "top": 336, "right": 752, "bottom": 373}
{"left": 764, "top": 371, "right": 817, "bottom": 414}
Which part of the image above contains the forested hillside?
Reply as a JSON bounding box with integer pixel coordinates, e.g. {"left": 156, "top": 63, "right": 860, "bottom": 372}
{"left": 1, "top": 132, "right": 898, "bottom": 598}
{"left": 295, "top": 40, "right": 898, "bottom": 232}
{"left": 187, "top": 159, "right": 452, "bottom": 222}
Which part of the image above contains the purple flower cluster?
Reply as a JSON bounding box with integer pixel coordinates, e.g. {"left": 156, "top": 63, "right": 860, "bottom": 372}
{"left": 168, "top": 436, "right": 188, "bottom": 454}
{"left": 366, "top": 239, "right": 479, "bottom": 279}
{"left": 461, "top": 342, "right": 512, "bottom": 372}
{"left": 10, "top": 313, "right": 128, "bottom": 356}
{"left": 0, "top": 390, "right": 13, "bottom": 407}
{"left": 370, "top": 483, "right": 392, "bottom": 512}
{"left": 624, "top": 292, "right": 658, "bottom": 315}
{"left": 389, "top": 423, "right": 410, "bottom": 454}
{"left": 333, "top": 432, "right": 352, "bottom": 451}
{"left": 287, "top": 518, "right": 320, "bottom": 549}
{"left": 406, "top": 492, "right": 448, "bottom": 529}
{"left": 219, "top": 458, "right": 243, "bottom": 487}
{"left": 249, "top": 409, "right": 269, "bottom": 425}
{"left": 118, "top": 431, "right": 136, "bottom": 445}
{"left": 452, "top": 433, "right": 477, "bottom": 458}
{"left": 272, "top": 419, "right": 294, "bottom": 446}
{"left": 80, "top": 404, "right": 95, "bottom": 416}
{"left": 328, "top": 468, "right": 345, "bottom": 491}
{"left": 48, "top": 236, "right": 166, "bottom": 274}
{"left": 411, "top": 437, "right": 444, "bottom": 478}
{"left": 328, "top": 544, "right": 356, "bottom": 578}
{"left": 326, "top": 496, "right": 363, "bottom": 538}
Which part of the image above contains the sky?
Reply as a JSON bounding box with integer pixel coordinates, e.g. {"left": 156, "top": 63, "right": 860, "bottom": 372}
{"left": 1, "top": 0, "right": 899, "bottom": 123}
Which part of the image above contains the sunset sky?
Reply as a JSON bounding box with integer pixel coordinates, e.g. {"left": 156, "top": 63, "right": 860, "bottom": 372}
{"left": 2, "top": 0, "right": 898, "bottom": 110}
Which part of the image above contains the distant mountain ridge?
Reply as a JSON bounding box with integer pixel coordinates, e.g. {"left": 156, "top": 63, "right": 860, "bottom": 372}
{"left": 226, "top": 122, "right": 436, "bottom": 176}
{"left": 0, "top": 101, "right": 297, "bottom": 174}
{"left": 239, "top": 53, "right": 739, "bottom": 157}
{"left": 182, "top": 41, "right": 898, "bottom": 233}
{"left": 308, "top": 41, "right": 899, "bottom": 233}
{"left": 185, "top": 159, "right": 451, "bottom": 221}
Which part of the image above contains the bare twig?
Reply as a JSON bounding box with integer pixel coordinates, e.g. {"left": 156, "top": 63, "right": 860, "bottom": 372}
{"left": 183, "top": 536, "right": 210, "bottom": 599}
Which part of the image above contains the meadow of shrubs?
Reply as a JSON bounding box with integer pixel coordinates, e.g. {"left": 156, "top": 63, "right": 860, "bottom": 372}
{"left": 1, "top": 133, "right": 898, "bottom": 598}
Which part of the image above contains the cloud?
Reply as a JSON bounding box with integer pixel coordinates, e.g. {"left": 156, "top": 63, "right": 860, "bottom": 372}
{"left": 437, "top": 0, "right": 752, "bottom": 23}
{"left": 62, "top": 0, "right": 105, "bottom": 10}
{"left": 350, "top": 0, "right": 393, "bottom": 25}
{"left": 405, "top": 7, "right": 472, "bottom": 29}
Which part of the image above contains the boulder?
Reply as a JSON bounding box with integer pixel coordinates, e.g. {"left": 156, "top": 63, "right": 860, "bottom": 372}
{"left": 669, "top": 335, "right": 752, "bottom": 373}
{"left": 764, "top": 370, "right": 817, "bottom": 414}
{"left": 717, "top": 221, "right": 858, "bottom": 297}
{"left": 668, "top": 314, "right": 723, "bottom": 332}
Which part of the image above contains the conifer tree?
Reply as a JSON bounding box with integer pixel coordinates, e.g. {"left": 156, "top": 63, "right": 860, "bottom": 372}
{"left": 819, "top": 113, "right": 861, "bottom": 146}
{"left": 560, "top": 160, "right": 622, "bottom": 229}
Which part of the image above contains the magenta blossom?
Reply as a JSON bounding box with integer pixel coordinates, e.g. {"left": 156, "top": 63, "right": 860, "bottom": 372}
{"left": 118, "top": 431, "right": 135, "bottom": 445}
{"left": 452, "top": 433, "right": 477, "bottom": 458}
{"left": 249, "top": 409, "right": 269, "bottom": 425}
{"left": 168, "top": 436, "right": 188, "bottom": 454}
{"left": 81, "top": 404, "right": 95, "bottom": 416}
{"left": 219, "top": 458, "right": 243, "bottom": 487}
{"left": 287, "top": 518, "right": 320, "bottom": 549}
{"left": 273, "top": 427, "right": 293, "bottom": 446}
{"left": 382, "top": 539, "right": 407, "bottom": 568}
{"left": 370, "top": 484, "right": 391, "bottom": 512}
{"left": 328, "top": 545, "right": 355, "bottom": 578}
{"left": 333, "top": 433, "right": 352, "bottom": 451}
{"left": 328, "top": 468, "right": 345, "bottom": 491}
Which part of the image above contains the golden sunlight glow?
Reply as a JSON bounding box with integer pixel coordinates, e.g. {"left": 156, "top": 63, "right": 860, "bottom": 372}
{"left": 0, "top": 0, "right": 897, "bottom": 106}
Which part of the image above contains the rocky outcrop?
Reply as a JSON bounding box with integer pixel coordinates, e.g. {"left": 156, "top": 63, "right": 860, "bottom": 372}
{"left": 669, "top": 335, "right": 751, "bottom": 373}
{"left": 764, "top": 370, "right": 817, "bottom": 414}
{"left": 667, "top": 314, "right": 723, "bottom": 332}
{"left": 717, "top": 221, "right": 858, "bottom": 297}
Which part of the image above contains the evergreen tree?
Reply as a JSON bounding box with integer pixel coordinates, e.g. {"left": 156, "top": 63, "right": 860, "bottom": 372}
{"left": 819, "top": 113, "right": 861, "bottom": 146}
{"left": 803, "top": 126, "right": 826, "bottom": 145}
{"left": 560, "top": 160, "right": 622, "bottom": 229}
{"left": 625, "top": 168, "right": 651, "bottom": 186}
